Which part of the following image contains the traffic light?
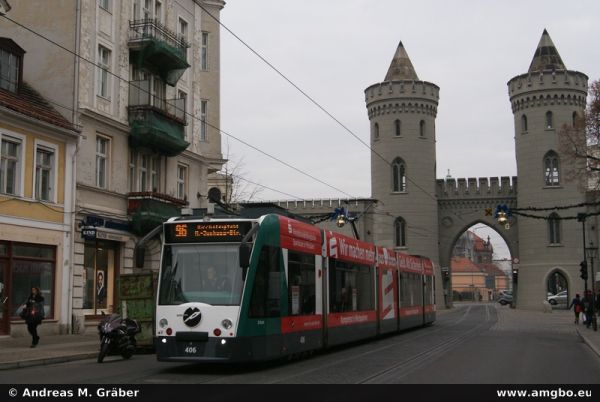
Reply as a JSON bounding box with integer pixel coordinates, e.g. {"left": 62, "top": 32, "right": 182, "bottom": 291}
{"left": 512, "top": 268, "right": 518, "bottom": 283}
{"left": 580, "top": 261, "right": 588, "bottom": 280}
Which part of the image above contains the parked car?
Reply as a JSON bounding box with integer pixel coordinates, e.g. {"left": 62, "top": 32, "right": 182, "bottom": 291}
{"left": 497, "top": 291, "right": 513, "bottom": 305}
{"left": 547, "top": 290, "right": 568, "bottom": 306}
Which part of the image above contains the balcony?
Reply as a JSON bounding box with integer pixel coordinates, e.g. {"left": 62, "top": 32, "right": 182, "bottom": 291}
{"left": 127, "top": 192, "right": 188, "bottom": 236}
{"left": 128, "top": 19, "right": 190, "bottom": 86}
{"left": 128, "top": 80, "right": 189, "bottom": 157}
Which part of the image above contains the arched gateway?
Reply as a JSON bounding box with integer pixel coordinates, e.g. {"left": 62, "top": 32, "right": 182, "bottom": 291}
{"left": 278, "top": 30, "right": 588, "bottom": 310}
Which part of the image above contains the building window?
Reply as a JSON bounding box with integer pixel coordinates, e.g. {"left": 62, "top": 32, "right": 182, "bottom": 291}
{"left": 419, "top": 120, "right": 426, "bottom": 137}
{"left": 154, "top": 0, "right": 163, "bottom": 23}
{"left": 0, "top": 135, "right": 22, "bottom": 195}
{"left": 151, "top": 156, "right": 160, "bottom": 192}
{"left": 4, "top": 241, "right": 55, "bottom": 319}
{"left": 0, "top": 47, "right": 21, "bottom": 93}
{"left": 201, "top": 32, "right": 209, "bottom": 71}
{"left": 139, "top": 154, "right": 148, "bottom": 191}
{"left": 35, "top": 147, "right": 55, "bottom": 202}
{"left": 97, "top": 46, "right": 111, "bottom": 98}
{"left": 392, "top": 157, "right": 406, "bottom": 192}
{"left": 83, "top": 240, "right": 115, "bottom": 315}
{"left": 178, "top": 17, "right": 188, "bottom": 44}
{"left": 548, "top": 213, "right": 561, "bottom": 244}
{"left": 96, "top": 136, "right": 109, "bottom": 189}
{"left": 200, "top": 100, "right": 208, "bottom": 141}
{"left": 544, "top": 151, "right": 560, "bottom": 186}
{"left": 177, "top": 163, "right": 187, "bottom": 199}
{"left": 545, "top": 111, "right": 554, "bottom": 129}
{"left": 373, "top": 122, "right": 379, "bottom": 139}
{"left": 129, "top": 150, "right": 136, "bottom": 192}
{"left": 521, "top": 114, "right": 528, "bottom": 133}
{"left": 572, "top": 111, "right": 579, "bottom": 127}
{"left": 395, "top": 119, "right": 401, "bottom": 137}
{"left": 99, "top": 0, "right": 110, "bottom": 11}
{"left": 394, "top": 217, "right": 406, "bottom": 247}
{"left": 177, "top": 89, "right": 188, "bottom": 136}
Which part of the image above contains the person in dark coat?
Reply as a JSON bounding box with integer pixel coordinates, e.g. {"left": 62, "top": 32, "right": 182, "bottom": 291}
{"left": 21, "top": 287, "right": 44, "bottom": 347}
{"left": 568, "top": 293, "right": 583, "bottom": 324}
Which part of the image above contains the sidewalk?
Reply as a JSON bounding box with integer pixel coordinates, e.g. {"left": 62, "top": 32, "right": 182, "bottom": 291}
{"left": 0, "top": 333, "right": 99, "bottom": 370}
{"left": 1, "top": 306, "right": 599, "bottom": 371}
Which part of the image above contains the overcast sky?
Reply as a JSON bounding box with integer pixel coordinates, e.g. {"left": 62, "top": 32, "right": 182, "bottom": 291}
{"left": 219, "top": 0, "right": 600, "bottom": 257}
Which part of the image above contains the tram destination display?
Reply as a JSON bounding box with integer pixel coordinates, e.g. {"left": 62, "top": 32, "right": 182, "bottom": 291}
{"left": 164, "top": 221, "right": 253, "bottom": 243}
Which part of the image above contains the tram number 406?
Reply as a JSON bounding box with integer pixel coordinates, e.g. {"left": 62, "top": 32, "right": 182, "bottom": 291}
{"left": 184, "top": 346, "right": 198, "bottom": 354}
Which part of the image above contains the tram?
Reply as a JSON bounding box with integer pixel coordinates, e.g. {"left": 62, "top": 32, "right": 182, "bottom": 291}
{"left": 154, "top": 213, "right": 435, "bottom": 362}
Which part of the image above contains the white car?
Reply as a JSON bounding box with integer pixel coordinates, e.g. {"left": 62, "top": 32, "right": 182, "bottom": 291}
{"left": 547, "top": 290, "right": 568, "bottom": 306}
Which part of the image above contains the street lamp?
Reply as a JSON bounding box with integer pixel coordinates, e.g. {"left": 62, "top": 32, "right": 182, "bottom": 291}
{"left": 585, "top": 241, "right": 598, "bottom": 331}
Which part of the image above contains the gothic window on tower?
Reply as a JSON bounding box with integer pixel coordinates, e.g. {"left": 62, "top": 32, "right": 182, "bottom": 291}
{"left": 521, "top": 114, "right": 528, "bottom": 133}
{"left": 392, "top": 157, "right": 406, "bottom": 192}
{"left": 548, "top": 213, "right": 561, "bottom": 245}
{"left": 395, "top": 119, "right": 401, "bottom": 137}
{"left": 419, "top": 120, "right": 425, "bottom": 137}
{"left": 545, "top": 111, "right": 554, "bottom": 129}
{"left": 544, "top": 151, "right": 560, "bottom": 186}
{"left": 373, "top": 122, "right": 379, "bottom": 140}
{"left": 394, "top": 217, "right": 407, "bottom": 248}
{"left": 572, "top": 111, "right": 579, "bottom": 127}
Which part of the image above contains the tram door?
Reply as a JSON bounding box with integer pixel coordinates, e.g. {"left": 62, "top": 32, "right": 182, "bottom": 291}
{"left": 0, "top": 261, "right": 8, "bottom": 335}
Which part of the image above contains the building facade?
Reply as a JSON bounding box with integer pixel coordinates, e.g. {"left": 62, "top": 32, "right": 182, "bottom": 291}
{"left": 0, "top": 0, "right": 225, "bottom": 334}
{"left": 0, "top": 38, "right": 80, "bottom": 336}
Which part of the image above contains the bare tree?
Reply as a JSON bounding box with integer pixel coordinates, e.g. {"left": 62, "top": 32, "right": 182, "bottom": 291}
{"left": 559, "top": 79, "right": 600, "bottom": 190}
{"left": 215, "top": 140, "right": 263, "bottom": 208}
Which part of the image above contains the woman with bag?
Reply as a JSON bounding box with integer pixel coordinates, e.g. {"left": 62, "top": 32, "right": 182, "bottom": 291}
{"left": 568, "top": 293, "right": 583, "bottom": 324}
{"left": 20, "top": 287, "right": 45, "bottom": 347}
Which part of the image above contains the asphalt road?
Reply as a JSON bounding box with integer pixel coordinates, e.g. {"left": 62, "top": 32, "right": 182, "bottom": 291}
{"left": 2, "top": 304, "right": 600, "bottom": 384}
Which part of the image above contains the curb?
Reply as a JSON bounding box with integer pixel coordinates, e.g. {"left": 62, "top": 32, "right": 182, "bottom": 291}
{"left": 0, "top": 352, "right": 98, "bottom": 371}
{"left": 576, "top": 328, "right": 600, "bottom": 358}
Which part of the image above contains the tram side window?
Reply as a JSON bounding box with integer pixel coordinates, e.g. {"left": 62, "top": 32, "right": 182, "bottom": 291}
{"left": 424, "top": 276, "right": 433, "bottom": 305}
{"left": 329, "top": 259, "right": 373, "bottom": 313}
{"left": 288, "top": 251, "right": 316, "bottom": 315}
{"left": 400, "top": 272, "right": 420, "bottom": 307}
{"left": 249, "top": 246, "right": 281, "bottom": 318}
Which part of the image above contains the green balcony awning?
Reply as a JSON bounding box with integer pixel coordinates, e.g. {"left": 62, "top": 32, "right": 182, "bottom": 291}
{"left": 130, "top": 39, "right": 189, "bottom": 86}
{"left": 128, "top": 195, "right": 186, "bottom": 236}
{"left": 129, "top": 108, "right": 189, "bottom": 157}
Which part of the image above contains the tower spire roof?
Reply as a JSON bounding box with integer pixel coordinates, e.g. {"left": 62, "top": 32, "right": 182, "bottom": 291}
{"left": 384, "top": 41, "right": 419, "bottom": 81}
{"left": 528, "top": 29, "right": 566, "bottom": 73}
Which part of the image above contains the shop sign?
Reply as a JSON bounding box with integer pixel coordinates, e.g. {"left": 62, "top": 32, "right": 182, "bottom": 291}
{"left": 81, "top": 226, "right": 97, "bottom": 241}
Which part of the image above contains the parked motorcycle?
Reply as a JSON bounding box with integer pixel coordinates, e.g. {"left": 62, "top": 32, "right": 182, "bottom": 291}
{"left": 97, "top": 313, "right": 141, "bottom": 363}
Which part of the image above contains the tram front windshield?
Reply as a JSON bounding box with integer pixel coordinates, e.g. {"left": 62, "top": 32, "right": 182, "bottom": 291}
{"left": 159, "top": 244, "right": 244, "bottom": 306}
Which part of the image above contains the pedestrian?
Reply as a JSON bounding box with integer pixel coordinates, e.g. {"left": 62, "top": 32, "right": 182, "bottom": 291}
{"left": 568, "top": 293, "right": 583, "bottom": 324}
{"left": 20, "top": 287, "right": 45, "bottom": 347}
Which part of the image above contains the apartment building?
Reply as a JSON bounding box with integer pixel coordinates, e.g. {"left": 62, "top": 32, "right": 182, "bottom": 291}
{"left": 0, "top": 0, "right": 225, "bottom": 333}
{"left": 0, "top": 37, "right": 80, "bottom": 336}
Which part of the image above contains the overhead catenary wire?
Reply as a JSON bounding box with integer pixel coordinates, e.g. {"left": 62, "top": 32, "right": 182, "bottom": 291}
{"left": 197, "top": 4, "right": 472, "bottom": 227}
{"left": 0, "top": 14, "right": 356, "bottom": 199}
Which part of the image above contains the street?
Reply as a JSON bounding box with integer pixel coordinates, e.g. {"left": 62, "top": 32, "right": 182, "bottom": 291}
{"left": 2, "top": 304, "right": 599, "bottom": 384}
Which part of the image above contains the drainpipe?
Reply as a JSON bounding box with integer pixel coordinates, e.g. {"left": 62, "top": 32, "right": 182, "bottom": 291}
{"left": 67, "top": 0, "right": 82, "bottom": 334}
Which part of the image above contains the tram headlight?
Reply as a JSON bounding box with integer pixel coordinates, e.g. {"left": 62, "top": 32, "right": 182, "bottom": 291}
{"left": 159, "top": 318, "right": 168, "bottom": 328}
{"left": 221, "top": 319, "right": 233, "bottom": 330}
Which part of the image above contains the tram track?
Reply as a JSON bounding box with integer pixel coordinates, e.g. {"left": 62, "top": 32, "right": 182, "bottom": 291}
{"left": 358, "top": 304, "right": 496, "bottom": 383}
{"left": 199, "top": 304, "right": 495, "bottom": 384}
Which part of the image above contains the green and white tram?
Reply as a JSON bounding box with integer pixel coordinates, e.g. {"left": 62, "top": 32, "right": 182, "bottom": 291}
{"left": 155, "top": 213, "right": 435, "bottom": 363}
